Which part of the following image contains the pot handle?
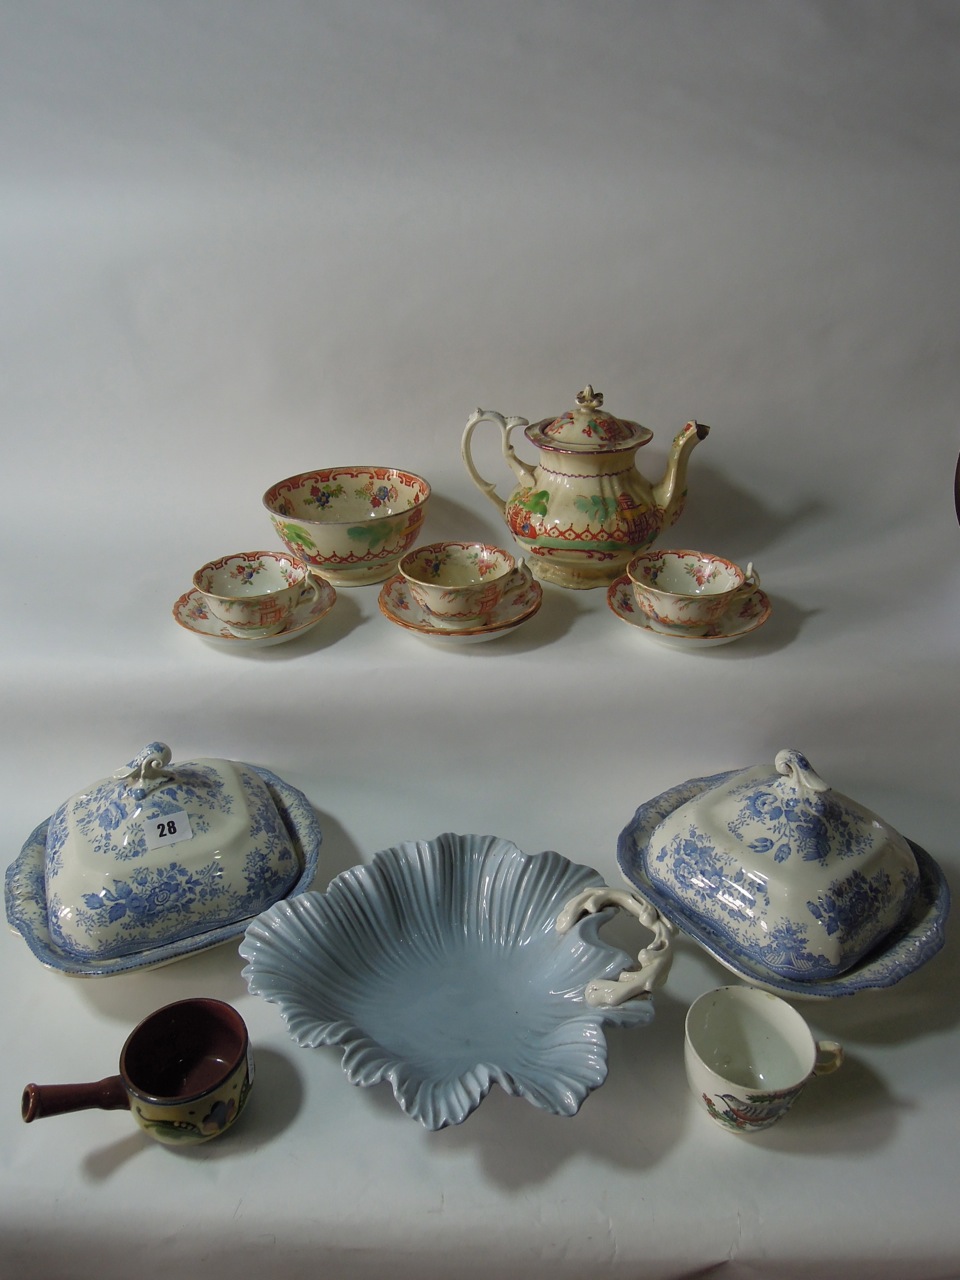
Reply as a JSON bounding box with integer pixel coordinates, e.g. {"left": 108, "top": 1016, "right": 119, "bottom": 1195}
{"left": 22, "top": 1076, "right": 130, "bottom": 1121}
{"left": 556, "top": 887, "right": 675, "bottom": 1007}
{"left": 461, "top": 408, "right": 535, "bottom": 514}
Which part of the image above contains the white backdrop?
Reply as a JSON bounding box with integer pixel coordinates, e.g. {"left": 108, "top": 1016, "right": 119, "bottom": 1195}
{"left": 2, "top": 4, "right": 959, "bottom": 1278}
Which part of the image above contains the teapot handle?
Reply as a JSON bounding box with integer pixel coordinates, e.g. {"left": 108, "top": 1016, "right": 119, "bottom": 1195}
{"left": 461, "top": 408, "right": 535, "bottom": 514}
{"left": 556, "top": 886, "right": 675, "bottom": 1007}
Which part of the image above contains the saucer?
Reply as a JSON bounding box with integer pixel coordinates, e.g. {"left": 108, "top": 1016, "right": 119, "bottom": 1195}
{"left": 606, "top": 576, "right": 771, "bottom": 648}
{"left": 173, "top": 580, "right": 337, "bottom": 648}
{"left": 378, "top": 566, "right": 542, "bottom": 643}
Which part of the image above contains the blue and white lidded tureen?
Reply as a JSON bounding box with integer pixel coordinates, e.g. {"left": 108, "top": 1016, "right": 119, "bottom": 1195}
{"left": 41, "top": 742, "right": 304, "bottom": 962}
{"left": 620, "top": 749, "right": 923, "bottom": 984}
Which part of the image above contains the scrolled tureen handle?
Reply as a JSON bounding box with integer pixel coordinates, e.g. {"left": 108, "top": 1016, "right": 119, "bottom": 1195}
{"left": 556, "top": 886, "right": 675, "bottom": 1007}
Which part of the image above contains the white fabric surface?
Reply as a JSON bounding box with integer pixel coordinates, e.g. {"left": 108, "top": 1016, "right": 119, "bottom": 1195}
{"left": 2, "top": 3, "right": 958, "bottom": 1277}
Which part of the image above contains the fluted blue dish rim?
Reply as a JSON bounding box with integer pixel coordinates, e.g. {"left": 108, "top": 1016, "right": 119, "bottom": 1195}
{"left": 239, "top": 833, "right": 657, "bottom": 1128}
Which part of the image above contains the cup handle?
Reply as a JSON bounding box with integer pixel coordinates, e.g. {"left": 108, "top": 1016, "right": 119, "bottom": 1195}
{"left": 298, "top": 576, "right": 322, "bottom": 606}
{"left": 813, "top": 1039, "right": 844, "bottom": 1076}
{"left": 504, "top": 560, "right": 532, "bottom": 592}
{"left": 555, "top": 886, "right": 676, "bottom": 1007}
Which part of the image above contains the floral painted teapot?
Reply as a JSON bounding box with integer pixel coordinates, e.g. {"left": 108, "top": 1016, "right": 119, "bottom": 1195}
{"left": 461, "top": 386, "right": 709, "bottom": 588}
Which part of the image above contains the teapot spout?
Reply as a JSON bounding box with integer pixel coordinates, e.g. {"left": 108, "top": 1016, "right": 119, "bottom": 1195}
{"left": 652, "top": 420, "right": 710, "bottom": 528}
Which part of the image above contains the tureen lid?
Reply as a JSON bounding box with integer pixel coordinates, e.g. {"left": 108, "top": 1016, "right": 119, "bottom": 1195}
{"left": 623, "top": 749, "right": 922, "bottom": 983}
{"left": 524, "top": 385, "right": 654, "bottom": 453}
{"left": 42, "top": 742, "right": 302, "bottom": 961}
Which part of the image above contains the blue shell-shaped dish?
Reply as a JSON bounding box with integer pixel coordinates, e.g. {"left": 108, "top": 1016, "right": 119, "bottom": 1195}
{"left": 240, "top": 833, "right": 656, "bottom": 1129}
{"left": 618, "top": 776, "right": 950, "bottom": 999}
{"left": 5, "top": 768, "right": 322, "bottom": 977}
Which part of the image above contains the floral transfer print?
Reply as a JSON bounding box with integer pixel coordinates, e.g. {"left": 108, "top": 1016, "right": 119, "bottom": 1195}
{"left": 44, "top": 749, "right": 298, "bottom": 961}
{"left": 625, "top": 757, "right": 924, "bottom": 982}
{"left": 410, "top": 544, "right": 505, "bottom": 581}
{"left": 808, "top": 868, "right": 897, "bottom": 943}
{"left": 50, "top": 811, "right": 294, "bottom": 959}
{"left": 273, "top": 520, "right": 317, "bottom": 556}
{"left": 230, "top": 560, "right": 267, "bottom": 584}
{"left": 509, "top": 487, "right": 659, "bottom": 550}
{"left": 358, "top": 478, "right": 398, "bottom": 510}
{"left": 542, "top": 411, "right": 634, "bottom": 445}
{"left": 725, "top": 773, "right": 873, "bottom": 866}
{"left": 62, "top": 761, "right": 232, "bottom": 863}
{"left": 654, "top": 827, "right": 768, "bottom": 923}
{"left": 305, "top": 481, "right": 345, "bottom": 508}
{"left": 648, "top": 820, "right": 872, "bottom": 982}
{"left": 300, "top": 475, "right": 399, "bottom": 516}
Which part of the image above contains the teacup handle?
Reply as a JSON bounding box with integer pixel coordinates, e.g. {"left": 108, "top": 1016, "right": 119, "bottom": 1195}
{"left": 556, "top": 886, "right": 675, "bottom": 1007}
{"left": 299, "top": 576, "right": 322, "bottom": 605}
{"left": 813, "top": 1039, "right": 844, "bottom": 1076}
{"left": 504, "top": 559, "right": 531, "bottom": 591}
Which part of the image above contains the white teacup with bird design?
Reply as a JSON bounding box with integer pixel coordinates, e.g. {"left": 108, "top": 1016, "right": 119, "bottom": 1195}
{"left": 684, "top": 985, "right": 843, "bottom": 1134}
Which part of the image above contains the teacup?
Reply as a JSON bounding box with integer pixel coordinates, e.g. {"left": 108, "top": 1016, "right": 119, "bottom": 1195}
{"left": 627, "top": 549, "right": 757, "bottom": 630}
{"left": 684, "top": 985, "right": 843, "bottom": 1134}
{"left": 193, "top": 550, "right": 316, "bottom": 637}
{"left": 22, "top": 998, "right": 254, "bottom": 1146}
{"left": 399, "top": 541, "right": 518, "bottom": 629}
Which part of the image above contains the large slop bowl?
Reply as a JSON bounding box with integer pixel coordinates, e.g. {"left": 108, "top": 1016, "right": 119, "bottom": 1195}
{"left": 263, "top": 466, "right": 430, "bottom": 586}
{"left": 240, "top": 833, "right": 670, "bottom": 1129}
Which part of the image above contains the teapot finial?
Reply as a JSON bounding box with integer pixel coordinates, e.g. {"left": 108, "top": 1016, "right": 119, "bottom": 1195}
{"left": 576, "top": 385, "right": 604, "bottom": 411}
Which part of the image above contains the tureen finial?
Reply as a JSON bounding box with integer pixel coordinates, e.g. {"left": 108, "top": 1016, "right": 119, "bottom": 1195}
{"left": 775, "top": 748, "right": 829, "bottom": 794}
{"left": 113, "top": 742, "right": 173, "bottom": 799}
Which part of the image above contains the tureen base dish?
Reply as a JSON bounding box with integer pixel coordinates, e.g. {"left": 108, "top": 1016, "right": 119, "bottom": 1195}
{"left": 240, "top": 833, "right": 670, "bottom": 1128}
{"left": 5, "top": 753, "right": 322, "bottom": 977}
{"left": 617, "top": 756, "right": 949, "bottom": 998}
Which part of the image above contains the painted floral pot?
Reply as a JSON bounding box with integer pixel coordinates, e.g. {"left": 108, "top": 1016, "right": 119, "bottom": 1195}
{"left": 22, "top": 998, "right": 254, "bottom": 1146}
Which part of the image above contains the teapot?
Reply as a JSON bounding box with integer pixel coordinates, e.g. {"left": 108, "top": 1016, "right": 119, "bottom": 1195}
{"left": 461, "top": 385, "right": 709, "bottom": 589}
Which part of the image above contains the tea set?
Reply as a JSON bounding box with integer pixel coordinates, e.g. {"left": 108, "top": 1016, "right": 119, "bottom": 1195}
{"left": 9, "top": 384, "right": 950, "bottom": 1144}
{"left": 170, "top": 385, "right": 770, "bottom": 649}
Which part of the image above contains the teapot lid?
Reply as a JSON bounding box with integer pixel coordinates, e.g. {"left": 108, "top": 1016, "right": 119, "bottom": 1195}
{"left": 525, "top": 385, "right": 653, "bottom": 453}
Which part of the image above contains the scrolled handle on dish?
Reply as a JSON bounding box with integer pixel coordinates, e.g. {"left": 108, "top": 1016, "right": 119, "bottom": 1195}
{"left": 555, "top": 886, "right": 676, "bottom": 1007}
